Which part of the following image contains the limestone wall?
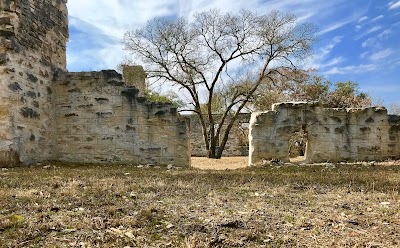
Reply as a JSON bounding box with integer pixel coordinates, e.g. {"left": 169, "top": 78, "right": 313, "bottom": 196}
{"left": 0, "top": 0, "right": 68, "bottom": 165}
{"left": 249, "top": 102, "right": 400, "bottom": 165}
{"left": 54, "top": 70, "right": 190, "bottom": 166}
{"left": 188, "top": 114, "right": 250, "bottom": 157}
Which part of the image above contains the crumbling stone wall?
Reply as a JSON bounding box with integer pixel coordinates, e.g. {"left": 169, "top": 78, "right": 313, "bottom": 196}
{"left": 54, "top": 70, "right": 190, "bottom": 166}
{"left": 0, "top": 0, "right": 191, "bottom": 167}
{"left": 249, "top": 102, "right": 400, "bottom": 165}
{"left": 188, "top": 114, "right": 250, "bottom": 157}
{"left": 0, "top": 0, "right": 68, "bottom": 165}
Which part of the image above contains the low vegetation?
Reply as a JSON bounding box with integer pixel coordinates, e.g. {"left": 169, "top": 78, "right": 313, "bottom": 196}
{"left": 1, "top": 158, "right": 399, "bottom": 247}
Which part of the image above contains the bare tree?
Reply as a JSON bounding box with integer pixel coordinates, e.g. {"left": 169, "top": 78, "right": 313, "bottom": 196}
{"left": 390, "top": 103, "right": 400, "bottom": 115}
{"left": 123, "top": 9, "right": 315, "bottom": 158}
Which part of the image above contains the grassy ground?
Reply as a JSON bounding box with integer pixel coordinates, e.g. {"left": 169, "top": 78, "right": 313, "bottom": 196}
{"left": 0, "top": 158, "right": 399, "bottom": 247}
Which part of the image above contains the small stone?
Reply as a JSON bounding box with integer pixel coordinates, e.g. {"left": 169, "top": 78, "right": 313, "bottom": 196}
{"left": 167, "top": 164, "right": 175, "bottom": 170}
{"left": 124, "top": 231, "right": 134, "bottom": 239}
{"left": 1, "top": 168, "right": 8, "bottom": 171}
{"left": 166, "top": 223, "right": 174, "bottom": 229}
{"left": 62, "top": 229, "right": 77, "bottom": 233}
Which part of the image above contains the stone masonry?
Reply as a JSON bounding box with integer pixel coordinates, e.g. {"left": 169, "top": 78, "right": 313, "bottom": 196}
{"left": 249, "top": 102, "right": 400, "bottom": 165}
{"left": 54, "top": 70, "right": 190, "bottom": 166}
{"left": 0, "top": 0, "right": 190, "bottom": 167}
{"left": 0, "top": 0, "right": 68, "bottom": 165}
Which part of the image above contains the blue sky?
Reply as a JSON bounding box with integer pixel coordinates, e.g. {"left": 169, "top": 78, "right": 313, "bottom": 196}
{"left": 66, "top": 0, "right": 400, "bottom": 109}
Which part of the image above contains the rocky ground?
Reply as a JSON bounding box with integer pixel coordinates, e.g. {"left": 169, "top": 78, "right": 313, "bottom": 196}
{"left": 0, "top": 158, "right": 399, "bottom": 247}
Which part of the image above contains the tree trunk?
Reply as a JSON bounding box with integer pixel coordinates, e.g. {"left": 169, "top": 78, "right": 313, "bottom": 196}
{"left": 208, "top": 135, "right": 218, "bottom": 158}
{"left": 215, "top": 126, "right": 233, "bottom": 159}
{"left": 215, "top": 111, "right": 243, "bottom": 159}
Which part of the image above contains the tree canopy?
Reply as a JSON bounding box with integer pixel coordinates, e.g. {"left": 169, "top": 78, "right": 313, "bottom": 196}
{"left": 251, "top": 72, "right": 372, "bottom": 111}
{"left": 123, "top": 9, "right": 316, "bottom": 158}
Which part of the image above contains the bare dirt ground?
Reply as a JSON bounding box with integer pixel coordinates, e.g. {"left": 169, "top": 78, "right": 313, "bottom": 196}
{"left": 1, "top": 159, "right": 399, "bottom": 247}
{"left": 191, "top": 157, "right": 248, "bottom": 170}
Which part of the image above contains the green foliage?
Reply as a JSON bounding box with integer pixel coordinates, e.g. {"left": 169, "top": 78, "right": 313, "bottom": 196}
{"left": 334, "top": 81, "right": 358, "bottom": 96}
{"left": 252, "top": 71, "right": 372, "bottom": 110}
{"left": 9, "top": 214, "right": 25, "bottom": 223}
{"left": 324, "top": 81, "right": 372, "bottom": 108}
{"left": 145, "top": 90, "right": 185, "bottom": 107}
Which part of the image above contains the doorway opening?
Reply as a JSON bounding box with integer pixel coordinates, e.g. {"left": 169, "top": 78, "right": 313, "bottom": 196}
{"left": 288, "top": 126, "right": 308, "bottom": 163}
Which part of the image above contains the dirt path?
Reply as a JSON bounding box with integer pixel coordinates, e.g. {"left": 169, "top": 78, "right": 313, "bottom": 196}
{"left": 191, "top": 156, "right": 248, "bottom": 170}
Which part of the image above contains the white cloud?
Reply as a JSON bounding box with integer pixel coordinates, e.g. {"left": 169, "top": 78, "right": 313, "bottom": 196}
{"left": 362, "top": 38, "right": 376, "bottom": 48}
{"left": 63, "top": 0, "right": 366, "bottom": 72}
{"left": 356, "top": 25, "right": 383, "bottom": 40}
{"left": 358, "top": 16, "right": 368, "bottom": 22}
{"left": 378, "top": 29, "right": 393, "bottom": 39}
{"left": 324, "top": 64, "right": 377, "bottom": 75}
{"left": 322, "top": 57, "right": 345, "bottom": 68}
{"left": 307, "top": 36, "right": 344, "bottom": 69}
{"left": 366, "top": 25, "right": 383, "bottom": 34}
{"left": 361, "top": 29, "right": 393, "bottom": 49}
{"left": 67, "top": 0, "right": 178, "bottom": 38}
{"left": 368, "top": 49, "right": 394, "bottom": 61}
{"left": 317, "top": 20, "right": 352, "bottom": 36}
{"left": 360, "top": 51, "right": 369, "bottom": 59}
{"left": 389, "top": 1, "right": 400, "bottom": 9}
{"left": 370, "top": 15, "right": 384, "bottom": 22}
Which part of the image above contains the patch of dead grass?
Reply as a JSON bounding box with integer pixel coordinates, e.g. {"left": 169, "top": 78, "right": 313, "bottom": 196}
{"left": 0, "top": 160, "right": 399, "bottom": 247}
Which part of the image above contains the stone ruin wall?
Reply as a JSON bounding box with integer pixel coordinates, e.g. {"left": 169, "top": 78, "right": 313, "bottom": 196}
{"left": 249, "top": 102, "right": 400, "bottom": 165}
{"left": 0, "top": 0, "right": 68, "bottom": 165}
{"left": 188, "top": 114, "right": 250, "bottom": 157}
{"left": 0, "top": 0, "right": 191, "bottom": 167}
{"left": 54, "top": 70, "right": 190, "bottom": 166}
{"left": 2, "top": 1, "right": 398, "bottom": 167}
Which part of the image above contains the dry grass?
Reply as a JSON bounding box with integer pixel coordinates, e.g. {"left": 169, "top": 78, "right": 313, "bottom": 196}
{"left": 0, "top": 160, "right": 399, "bottom": 247}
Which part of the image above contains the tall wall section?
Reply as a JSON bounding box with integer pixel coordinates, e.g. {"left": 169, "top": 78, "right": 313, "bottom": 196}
{"left": 0, "top": 0, "right": 68, "bottom": 165}
{"left": 249, "top": 102, "right": 400, "bottom": 165}
{"left": 54, "top": 70, "right": 190, "bottom": 166}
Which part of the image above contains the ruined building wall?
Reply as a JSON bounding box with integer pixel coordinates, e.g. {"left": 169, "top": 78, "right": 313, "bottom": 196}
{"left": 0, "top": 0, "right": 191, "bottom": 167}
{"left": 0, "top": 0, "right": 68, "bottom": 165}
{"left": 188, "top": 114, "right": 250, "bottom": 157}
{"left": 54, "top": 70, "right": 190, "bottom": 166}
{"left": 249, "top": 102, "right": 400, "bottom": 165}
